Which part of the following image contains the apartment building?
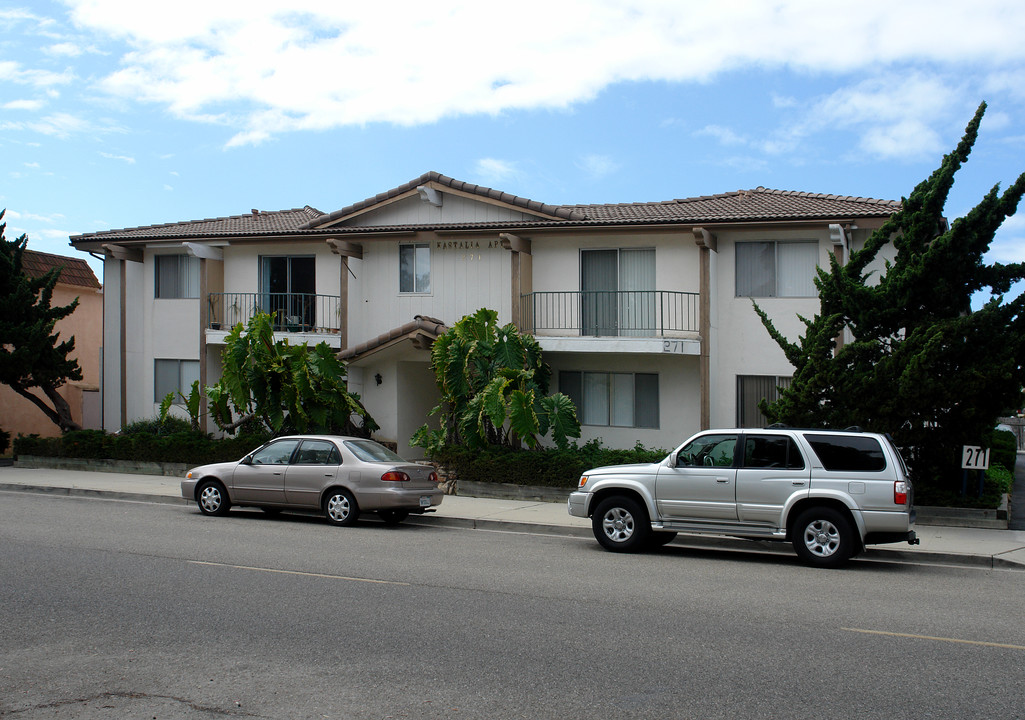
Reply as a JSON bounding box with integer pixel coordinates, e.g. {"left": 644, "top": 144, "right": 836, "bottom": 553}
{"left": 69, "top": 172, "right": 899, "bottom": 457}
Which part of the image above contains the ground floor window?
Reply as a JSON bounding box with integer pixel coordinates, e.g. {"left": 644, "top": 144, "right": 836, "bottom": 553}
{"left": 154, "top": 359, "right": 200, "bottom": 402}
{"left": 736, "top": 375, "right": 791, "bottom": 427}
{"left": 559, "top": 371, "right": 659, "bottom": 428}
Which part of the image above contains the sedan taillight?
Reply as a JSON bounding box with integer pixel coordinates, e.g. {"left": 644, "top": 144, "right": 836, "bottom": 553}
{"left": 381, "top": 471, "right": 410, "bottom": 482}
{"left": 894, "top": 480, "right": 908, "bottom": 505}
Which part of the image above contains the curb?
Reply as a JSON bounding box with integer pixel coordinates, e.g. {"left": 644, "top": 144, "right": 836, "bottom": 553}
{"left": 4, "top": 483, "right": 1021, "bottom": 571}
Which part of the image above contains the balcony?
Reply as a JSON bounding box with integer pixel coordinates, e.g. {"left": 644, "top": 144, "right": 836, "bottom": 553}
{"left": 520, "top": 290, "right": 700, "bottom": 338}
{"left": 207, "top": 292, "right": 341, "bottom": 334}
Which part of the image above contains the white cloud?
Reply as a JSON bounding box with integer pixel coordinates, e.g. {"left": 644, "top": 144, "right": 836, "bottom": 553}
{"left": 99, "top": 151, "right": 135, "bottom": 163}
{"left": 55, "top": 0, "right": 1025, "bottom": 146}
{"left": 696, "top": 125, "right": 747, "bottom": 147}
{"left": 43, "top": 42, "right": 84, "bottom": 57}
{"left": 4, "top": 99, "right": 45, "bottom": 110}
{"left": 577, "top": 154, "right": 620, "bottom": 180}
{"left": 0, "top": 60, "right": 75, "bottom": 88}
{"left": 473, "top": 158, "right": 519, "bottom": 184}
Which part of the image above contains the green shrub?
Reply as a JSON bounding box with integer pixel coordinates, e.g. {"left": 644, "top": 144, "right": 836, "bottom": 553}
{"left": 914, "top": 462, "right": 1012, "bottom": 509}
{"left": 989, "top": 429, "right": 1017, "bottom": 472}
{"left": 120, "top": 416, "right": 193, "bottom": 436}
{"left": 13, "top": 428, "right": 273, "bottom": 466}
{"left": 431, "top": 439, "right": 669, "bottom": 488}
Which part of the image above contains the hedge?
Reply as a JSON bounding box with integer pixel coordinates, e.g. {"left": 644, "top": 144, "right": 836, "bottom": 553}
{"left": 14, "top": 429, "right": 271, "bottom": 466}
{"left": 431, "top": 440, "right": 668, "bottom": 488}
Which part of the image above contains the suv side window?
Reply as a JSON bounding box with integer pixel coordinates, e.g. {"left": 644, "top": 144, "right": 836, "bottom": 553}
{"left": 743, "top": 435, "right": 805, "bottom": 470}
{"left": 805, "top": 434, "right": 886, "bottom": 472}
{"left": 676, "top": 434, "right": 738, "bottom": 467}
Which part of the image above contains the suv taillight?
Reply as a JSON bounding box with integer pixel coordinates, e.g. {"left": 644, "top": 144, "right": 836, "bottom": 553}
{"left": 894, "top": 480, "right": 908, "bottom": 505}
{"left": 429, "top": 471, "right": 438, "bottom": 483}
{"left": 381, "top": 471, "right": 410, "bottom": 482}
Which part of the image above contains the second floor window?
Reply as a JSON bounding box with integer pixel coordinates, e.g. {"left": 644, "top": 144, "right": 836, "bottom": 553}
{"left": 735, "top": 241, "right": 818, "bottom": 298}
{"left": 399, "top": 243, "right": 430, "bottom": 293}
{"left": 155, "top": 255, "right": 200, "bottom": 299}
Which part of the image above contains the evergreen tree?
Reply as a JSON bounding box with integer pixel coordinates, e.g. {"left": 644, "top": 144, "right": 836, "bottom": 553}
{"left": 0, "top": 211, "right": 84, "bottom": 431}
{"left": 755, "top": 103, "right": 1025, "bottom": 497}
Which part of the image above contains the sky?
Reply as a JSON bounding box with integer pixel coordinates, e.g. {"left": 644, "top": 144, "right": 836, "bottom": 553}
{"left": 1, "top": 0, "right": 1024, "bottom": 303}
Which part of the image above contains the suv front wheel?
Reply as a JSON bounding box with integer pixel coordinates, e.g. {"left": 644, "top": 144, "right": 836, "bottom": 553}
{"left": 592, "top": 495, "right": 650, "bottom": 552}
{"left": 792, "top": 507, "right": 854, "bottom": 568}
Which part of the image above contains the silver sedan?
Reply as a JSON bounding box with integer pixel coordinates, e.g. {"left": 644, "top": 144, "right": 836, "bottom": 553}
{"left": 181, "top": 435, "right": 443, "bottom": 526}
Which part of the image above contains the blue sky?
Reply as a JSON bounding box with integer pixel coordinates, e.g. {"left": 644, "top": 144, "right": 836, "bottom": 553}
{"left": 2, "top": 1, "right": 1023, "bottom": 302}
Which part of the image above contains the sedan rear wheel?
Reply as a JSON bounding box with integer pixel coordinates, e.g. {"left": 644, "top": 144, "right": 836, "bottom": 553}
{"left": 324, "top": 489, "right": 360, "bottom": 526}
{"left": 197, "top": 480, "right": 231, "bottom": 517}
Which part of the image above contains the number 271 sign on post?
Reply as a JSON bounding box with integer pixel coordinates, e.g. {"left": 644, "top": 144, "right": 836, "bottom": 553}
{"left": 962, "top": 446, "right": 990, "bottom": 470}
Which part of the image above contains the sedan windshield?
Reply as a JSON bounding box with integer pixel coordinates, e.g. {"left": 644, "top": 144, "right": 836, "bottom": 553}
{"left": 344, "top": 439, "right": 406, "bottom": 463}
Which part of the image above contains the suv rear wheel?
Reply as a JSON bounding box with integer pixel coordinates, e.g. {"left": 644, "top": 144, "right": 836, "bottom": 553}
{"left": 592, "top": 495, "right": 650, "bottom": 552}
{"left": 792, "top": 507, "right": 854, "bottom": 568}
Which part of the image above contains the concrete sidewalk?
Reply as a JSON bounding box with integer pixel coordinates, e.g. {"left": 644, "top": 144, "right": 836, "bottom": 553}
{"left": 2, "top": 464, "right": 1024, "bottom": 569}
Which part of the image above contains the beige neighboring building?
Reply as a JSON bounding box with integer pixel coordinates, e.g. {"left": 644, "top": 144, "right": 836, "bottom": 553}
{"left": 0, "top": 250, "right": 103, "bottom": 441}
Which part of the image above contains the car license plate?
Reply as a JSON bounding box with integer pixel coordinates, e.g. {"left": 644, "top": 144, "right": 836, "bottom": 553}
{"left": 419, "top": 496, "right": 432, "bottom": 508}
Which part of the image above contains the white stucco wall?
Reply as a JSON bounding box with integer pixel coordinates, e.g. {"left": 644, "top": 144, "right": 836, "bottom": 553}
{"left": 347, "top": 237, "right": 511, "bottom": 344}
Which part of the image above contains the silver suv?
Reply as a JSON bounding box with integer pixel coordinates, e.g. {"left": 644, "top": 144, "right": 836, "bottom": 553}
{"left": 567, "top": 427, "right": 918, "bottom": 568}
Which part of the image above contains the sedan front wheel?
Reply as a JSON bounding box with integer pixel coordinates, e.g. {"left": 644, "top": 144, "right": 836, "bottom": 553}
{"left": 196, "top": 480, "right": 231, "bottom": 517}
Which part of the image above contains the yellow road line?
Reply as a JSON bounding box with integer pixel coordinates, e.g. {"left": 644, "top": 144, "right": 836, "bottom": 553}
{"left": 843, "top": 627, "right": 1025, "bottom": 650}
{"left": 188, "top": 560, "right": 410, "bottom": 586}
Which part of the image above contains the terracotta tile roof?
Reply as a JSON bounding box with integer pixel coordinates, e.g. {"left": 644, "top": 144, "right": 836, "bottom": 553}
{"left": 68, "top": 177, "right": 901, "bottom": 247}
{"left": 21, "top": 249, "right": 101, "bottom": 289}
{"left": 339, "top": 315, "right": 449, "bottom": 362}
{"left": 304, "top": 172, "right": 585, "bottom": 229}
{"left": 69, "top": 206, "right": 325, "bottom": 243}
{"left": 563, "top": 187, "right": 901, "bottom": 223}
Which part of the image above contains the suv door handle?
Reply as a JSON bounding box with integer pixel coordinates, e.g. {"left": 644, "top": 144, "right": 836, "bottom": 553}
{"left": 792, "top": 481, "right": 806, "bottom": 486}
{"left": 715, "top": 477, "right": 730, "bottom": 483}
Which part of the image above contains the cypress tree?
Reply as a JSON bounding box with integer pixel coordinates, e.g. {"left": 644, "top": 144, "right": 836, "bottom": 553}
{"left": 755, "top": 103, "right": 1025, "bottom": 500}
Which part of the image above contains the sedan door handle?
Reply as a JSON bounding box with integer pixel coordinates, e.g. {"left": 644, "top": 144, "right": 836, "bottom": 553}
{"left": 792, "top": 481, "right": 806, "bottom": 486}
{"left": 715, "top": 477, "right": 730, "bottom": 483}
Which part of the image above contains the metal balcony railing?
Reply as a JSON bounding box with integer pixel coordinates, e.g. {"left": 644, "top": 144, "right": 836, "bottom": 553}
{"left": 207, "top": 292, "right": 342, "bottom": 334}
{"left": 520, "top": 290, "right": 700, "bottom": 337}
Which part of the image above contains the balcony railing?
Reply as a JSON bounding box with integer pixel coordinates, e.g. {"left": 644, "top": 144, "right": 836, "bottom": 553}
{"left": 520, "top": 290, "right": 699, "bottom": 337}
{"left": 208, "top": 292, "right": 341, "bottom": 334}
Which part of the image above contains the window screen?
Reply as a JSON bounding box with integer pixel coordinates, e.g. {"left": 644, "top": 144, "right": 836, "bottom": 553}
{"left": 736, "top": 241, "right": 817, "bottom": 297}
{"left": 399, "top": 243, "right": 431, "bottom": 293}
{"left": 560, "top": 371, "right": 658, "bottom": 428}
{"left": 155, "top": 255, "right": 200, "bottom": 299}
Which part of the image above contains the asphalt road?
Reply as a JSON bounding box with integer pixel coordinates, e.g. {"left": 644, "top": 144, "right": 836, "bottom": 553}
{"left": 2, "top": 492, "right": 1024, "bottom": 719}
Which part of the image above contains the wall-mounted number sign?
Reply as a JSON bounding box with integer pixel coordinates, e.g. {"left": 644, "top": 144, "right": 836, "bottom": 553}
{"left": 961, "top": 446, "right": 990, "bottom": 470}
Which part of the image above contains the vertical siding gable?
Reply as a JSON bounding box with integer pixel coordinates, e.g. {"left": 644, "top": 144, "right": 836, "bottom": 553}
{"left": 347, "top": 193, "right": 543, "bottom": 227}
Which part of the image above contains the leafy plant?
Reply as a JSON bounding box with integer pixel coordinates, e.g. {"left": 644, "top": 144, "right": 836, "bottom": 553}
{"left": 412, "top": 308, "right": 580, "bottom": 452}
{"left": 206, "top": 311, "right": 376, "bottom": 436}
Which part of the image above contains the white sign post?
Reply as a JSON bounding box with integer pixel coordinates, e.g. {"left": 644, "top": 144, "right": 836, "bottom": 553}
{"left": 961, "top": 446, "right": 990, "bottom": 498}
